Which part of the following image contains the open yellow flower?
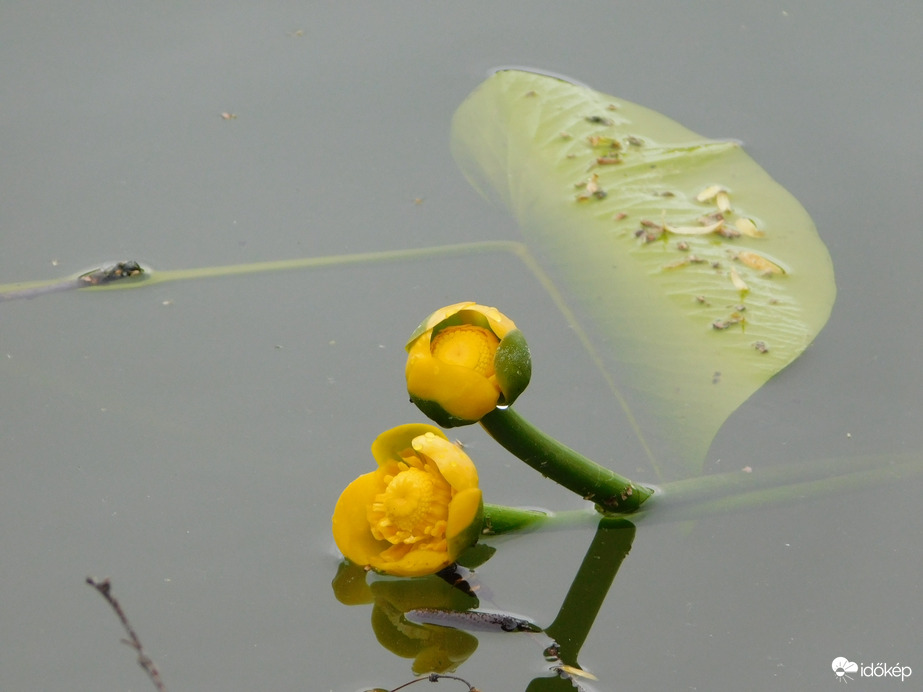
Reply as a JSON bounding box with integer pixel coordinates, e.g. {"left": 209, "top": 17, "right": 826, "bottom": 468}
{"left": 405, "top": 302, "right": 531, "bottom": 427}
{"left": 332, "top": 424, "right": 483, "bottom": 577}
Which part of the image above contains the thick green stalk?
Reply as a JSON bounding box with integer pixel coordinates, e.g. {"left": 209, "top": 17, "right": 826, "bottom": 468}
{"left": 479, "top": 407, "right": 653, "bottom": 512}
{"left": 481, "top": 503, "right": 552, "bottom": 535}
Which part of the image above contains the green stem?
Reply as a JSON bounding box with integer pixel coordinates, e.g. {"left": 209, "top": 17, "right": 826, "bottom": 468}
{"left": 481, "top": 451, "right": 923, "bottom": 536}
{"left": 481, "top": 503, "right": 552, "bottom": 535}
{"left": 479, "top": 407, "right": 653, "bottom": 512}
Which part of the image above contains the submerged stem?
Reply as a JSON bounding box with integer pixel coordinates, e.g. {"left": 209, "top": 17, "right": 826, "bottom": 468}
{"left": 479, "top": 407, "right": 653, "bottom": 512}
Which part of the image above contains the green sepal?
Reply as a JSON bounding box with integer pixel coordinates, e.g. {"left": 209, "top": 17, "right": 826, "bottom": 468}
{"left": 494, "top": 328, "right": 532, "bottom": 405}
{"left": 408, "top": 393, "right": 478, "bottom": 428}
{"left": 448, "top": 496, "right": 484, "bottom": 558}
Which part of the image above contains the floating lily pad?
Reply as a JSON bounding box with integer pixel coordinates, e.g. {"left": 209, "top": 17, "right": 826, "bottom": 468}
{"left": 451, "top": 70, "right": 835, "bottom": 476}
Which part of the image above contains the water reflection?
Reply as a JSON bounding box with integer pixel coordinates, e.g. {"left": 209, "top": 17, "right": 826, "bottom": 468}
{"left": 332, "top": 518, "right": 636, "bottom": 689}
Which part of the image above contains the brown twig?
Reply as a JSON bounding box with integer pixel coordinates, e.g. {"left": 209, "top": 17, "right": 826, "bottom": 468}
{"left": 390, "top": 673, "right": 479, "bottom": 691}
{"left": 86, "top": 577, "right": 167, "bottom": 692}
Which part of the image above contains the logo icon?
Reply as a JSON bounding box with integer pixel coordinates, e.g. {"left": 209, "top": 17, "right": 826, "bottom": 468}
{"left": 832, "top": 657, "right": 858, "bottom": 683}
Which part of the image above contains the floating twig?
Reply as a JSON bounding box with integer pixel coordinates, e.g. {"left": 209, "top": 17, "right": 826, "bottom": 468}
{"left": 388, "top": 673, "right": 480, "bottom": 692}
{"left": 86, "top": 577, "right": 166, "bottom": 692}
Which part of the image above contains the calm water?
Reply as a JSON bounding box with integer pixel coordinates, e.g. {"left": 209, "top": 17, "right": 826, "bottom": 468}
{"left": 2, "top": 3, "right": 922, "bottom": 690}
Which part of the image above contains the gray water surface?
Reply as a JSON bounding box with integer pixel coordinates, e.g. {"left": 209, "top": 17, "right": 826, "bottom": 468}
{"left": 2, "top": 3, "right": 921, "bottom": 690}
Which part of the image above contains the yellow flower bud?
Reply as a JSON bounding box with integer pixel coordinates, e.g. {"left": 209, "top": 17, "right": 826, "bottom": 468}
{"left": 405, "top": 303, "right": 532, "bottom": 427}
{"left": 332, "top": 424, "right": 483, "bottom": 577}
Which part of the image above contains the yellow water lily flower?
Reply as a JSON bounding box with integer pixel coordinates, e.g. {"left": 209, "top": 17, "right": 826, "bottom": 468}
{"left": 332, "top": 424, "right": 483, "bottom": 577}
{"left": 405, "top": 302, "right": 532, "bottom": 427}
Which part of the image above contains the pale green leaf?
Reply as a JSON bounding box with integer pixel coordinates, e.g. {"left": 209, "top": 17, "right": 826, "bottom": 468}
{"left": 451, "top": 70, "right": 835, "bottom": 477}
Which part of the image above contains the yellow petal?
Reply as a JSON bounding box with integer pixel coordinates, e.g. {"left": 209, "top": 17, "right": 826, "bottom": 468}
{"left": 424, "top": 302, "right": 476, "bottom": 330}
{"left": 446, "top": 487, "right": 483, "bottom": 546}
{"left": 332, "top": 471, "right": 386, "bottom": 567}
{"left": 371, "top": 423, "right": 448, "bottom": 469}
{"left": 413, "top": 433, "right": 479, "bottom": 491}
{"left": 406, "top": 336, "right": 501, "bottom": 422}
{"left": 481, "top": 306, "right": 518, "bottom": 339}
{"left": 406, "top": 302, "right": 476, "bottom": 347}
{"left": 407, "top": 303, "right": 519, "bottom": 348}
{"left": 454, "top": 305, "right": 518, "bottom": 340}
{"left": 377, "top": 548, "right": 454, "bottom": 577}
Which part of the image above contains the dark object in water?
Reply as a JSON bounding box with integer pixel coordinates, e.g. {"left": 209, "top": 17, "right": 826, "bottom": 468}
{"left": 0, "top": 260, "right": 145, "bottom": 302}
{"left": 435, "top": 563, "right": 477, "bottom": 598}
{"left": 404, "top": 607, "right": 542, "bottom": 633}
{"left": 78, "top": 261, "right": 144, "bottom": 286}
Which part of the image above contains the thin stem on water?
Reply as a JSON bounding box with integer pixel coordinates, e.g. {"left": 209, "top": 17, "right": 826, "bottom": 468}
{"left": 0, "top": 242, "right": 528, "bottom": 300}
